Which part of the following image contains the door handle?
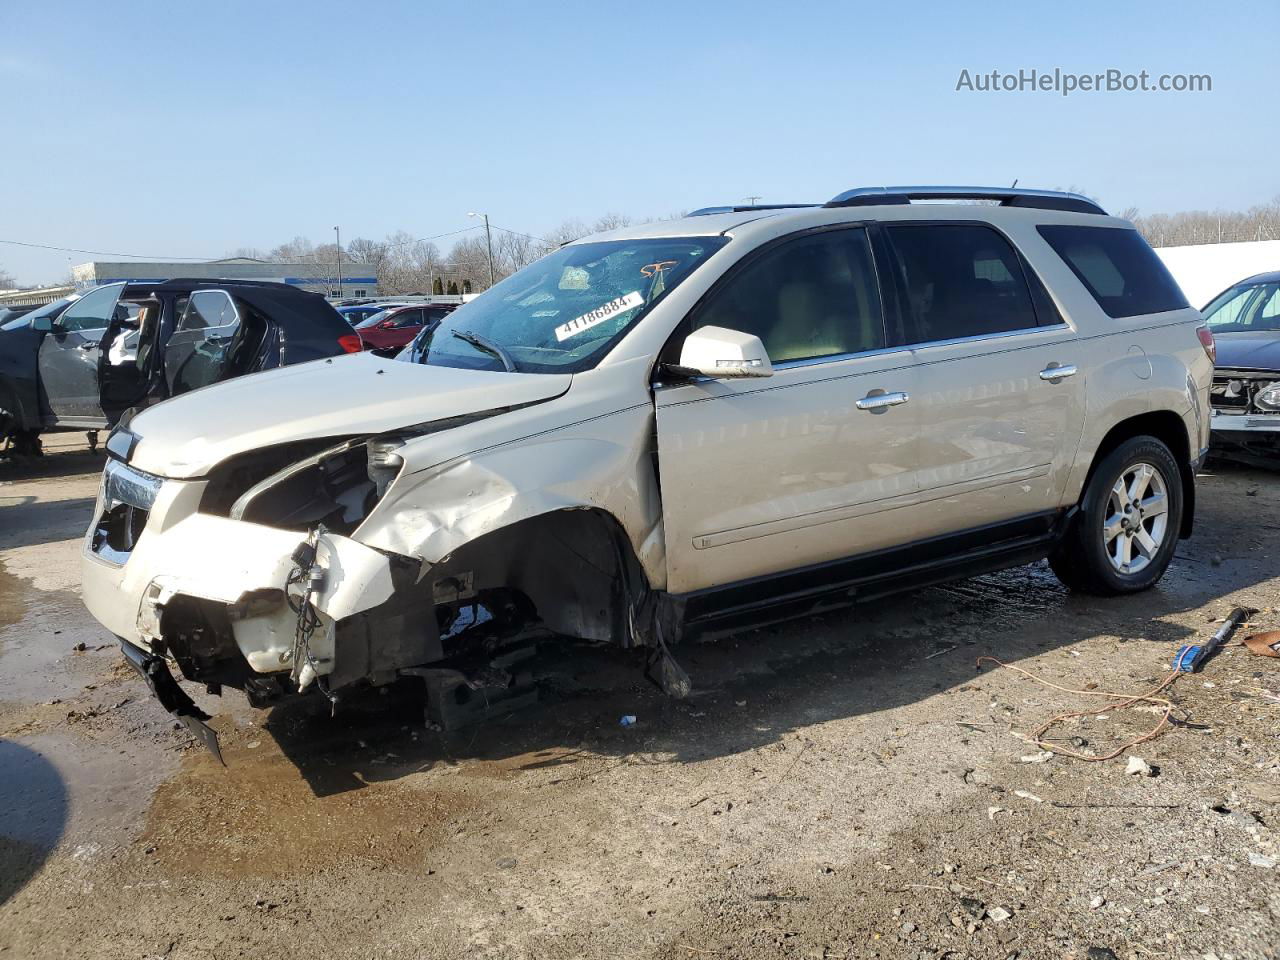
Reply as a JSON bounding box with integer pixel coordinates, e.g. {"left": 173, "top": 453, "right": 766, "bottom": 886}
{"left": 78, "top": 342, "right": 99, "bottom": 351}
{"left": 1039, "top": 364, "right": 1077, "bottom": 381}
{"left": 855, "top": 391, "right": 909, "bottom": 411}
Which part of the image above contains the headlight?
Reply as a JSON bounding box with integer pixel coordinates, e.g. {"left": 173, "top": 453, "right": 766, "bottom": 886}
{"left": 103, "top": 459, "right": 163, "bottom": 511}
{"left": 1256, "top": 382, "right": 1280, "bottom": 411}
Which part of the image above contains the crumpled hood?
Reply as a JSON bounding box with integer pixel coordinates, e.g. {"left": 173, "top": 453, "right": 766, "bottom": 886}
{"left": 1214, "top": 332, "right": 1280, "bottom": 373}
{"left": 127, "top": 353, "right": 572, "bottom": 478}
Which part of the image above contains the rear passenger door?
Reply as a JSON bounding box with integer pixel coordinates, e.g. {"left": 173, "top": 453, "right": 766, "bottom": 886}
{"left": 163, "top": 290, "right": 243, "bottom": 396}
{"left": 655, "top": 226, "right": 919, "bottom": 595}
{"left": 883, "top": 222, "right": 1084, "bottom": 536}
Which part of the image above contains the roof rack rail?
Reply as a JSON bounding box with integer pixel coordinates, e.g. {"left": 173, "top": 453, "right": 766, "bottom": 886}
{"left": 824, "top": 186, "right": 1106, "bottom": 215}
{"left": 688, "top": 203, "right": 816, "bottom": 217}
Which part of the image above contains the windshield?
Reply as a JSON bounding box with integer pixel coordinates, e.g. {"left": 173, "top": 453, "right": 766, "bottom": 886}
{"left": 1203, "top": 280, "right": 1280, "bottom": 332}
{"left": 399, "top": 236, "right": 727, "bottom": 373}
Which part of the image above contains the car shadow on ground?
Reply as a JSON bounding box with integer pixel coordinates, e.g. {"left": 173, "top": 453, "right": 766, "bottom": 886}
{"left": 0, "top": 740, "right": 68, "bottom": 905}
{"left": 256, "top": 516, "right": 1271, "bottom": 799}
{"left": 0, "top": 497, "right": 98, "bottom": 551}
{"left": 0, "top": 446, "right": 104, "bottom": 483}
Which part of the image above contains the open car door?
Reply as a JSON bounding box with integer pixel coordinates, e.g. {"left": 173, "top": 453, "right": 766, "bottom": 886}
{"left": 163, "top": 290, "right": 246, "bottom": 397}
{"left": 98, "top": 297, "right": 162, "bottom": 422}
{"left": 36, "top": 283, "right": 124, "bottom": 426}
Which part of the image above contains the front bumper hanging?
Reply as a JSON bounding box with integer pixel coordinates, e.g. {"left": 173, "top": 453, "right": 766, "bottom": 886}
{"left": 120, "top": 640, "right": 224, "bottom": 764}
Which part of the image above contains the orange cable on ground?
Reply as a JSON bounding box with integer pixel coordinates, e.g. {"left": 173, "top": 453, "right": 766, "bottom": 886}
{"left": 976, "top": 656, "right": 1182, "bottom": 761}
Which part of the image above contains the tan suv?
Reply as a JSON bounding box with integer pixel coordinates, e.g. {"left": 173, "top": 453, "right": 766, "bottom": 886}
{"left": 81, "top": 186, "right": 1214, "bottom": 752}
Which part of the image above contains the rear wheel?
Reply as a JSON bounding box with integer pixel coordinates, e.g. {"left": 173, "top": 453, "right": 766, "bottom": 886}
{"left": 1049, "top": 436, "right": 1183, "bottom": 595}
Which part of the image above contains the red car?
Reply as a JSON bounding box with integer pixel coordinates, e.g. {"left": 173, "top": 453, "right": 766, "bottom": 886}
{"left": 354, "top": 303, "right": 456, "bottom": 355}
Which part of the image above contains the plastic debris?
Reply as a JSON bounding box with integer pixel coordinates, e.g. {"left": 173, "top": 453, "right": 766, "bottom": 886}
{"left": 1247, "top": 852, "right": 1277, "bottom": 869}
{"left": 1020, "top": 751, "right": 1054, "bottom": 764}
{"left": 620, "top": 715, "right": 637, "bottom": 727}
{"left": 1013, "top": 790, "right": 1043, "bottom": 803}
{"left": 988, "top": 906, "right": 1013, "bottom": 922}
{"left": 1125, "top": 756, "right": 1154, "bottom": 777}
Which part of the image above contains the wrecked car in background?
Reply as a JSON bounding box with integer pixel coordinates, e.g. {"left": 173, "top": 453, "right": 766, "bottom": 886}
{"left": 1203, "top": 271, "right": 1280, "bottom": 464}
{"left": 80, "top": 186, "right": 1213, "bottom": 756}
{"left": 0, "top": 279, "right": 361, "bottom": 455}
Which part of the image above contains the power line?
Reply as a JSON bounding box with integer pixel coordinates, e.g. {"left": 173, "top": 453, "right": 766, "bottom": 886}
{"left": 488, "top": 223, "right": 555, "bottom": 245}
{"left": 0, "top": 238, "right": 221, "bottom": 260}
{"left": 0, "top": 223, "right": 491, "bottom": 265}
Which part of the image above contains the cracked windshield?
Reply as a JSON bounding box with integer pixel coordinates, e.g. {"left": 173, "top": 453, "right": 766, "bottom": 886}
{"left": 401, "top": 236, "right": 726, "bottom": 373}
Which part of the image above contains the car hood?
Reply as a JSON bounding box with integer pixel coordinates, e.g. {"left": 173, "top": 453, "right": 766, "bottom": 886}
{"left": 1214, "top": 332, "right": 1280, "bottom": 372}
{"left": 127, "top": 353, "right": 572, "bottom": 478}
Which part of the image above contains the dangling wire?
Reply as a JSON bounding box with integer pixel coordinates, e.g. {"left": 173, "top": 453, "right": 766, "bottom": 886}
{"left": 286, "top": 525, "right": 337, "bottom": 706}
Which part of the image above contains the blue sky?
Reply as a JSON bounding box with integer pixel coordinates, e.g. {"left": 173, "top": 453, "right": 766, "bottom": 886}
{"left": 1, "top": 0, "right": 1276, "bottom": 284}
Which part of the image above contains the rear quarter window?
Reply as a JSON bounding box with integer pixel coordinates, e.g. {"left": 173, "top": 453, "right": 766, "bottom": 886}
{"left": 1037, "top": 224, "right": 1188, "bottom": 319}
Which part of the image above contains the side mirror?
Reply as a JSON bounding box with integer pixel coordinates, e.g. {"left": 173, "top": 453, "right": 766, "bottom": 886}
{"left": 676, "top": 325, "right": 773, "bottom": 379}
{"left": 31, "top": 314, "right": 54, "bottom": 332}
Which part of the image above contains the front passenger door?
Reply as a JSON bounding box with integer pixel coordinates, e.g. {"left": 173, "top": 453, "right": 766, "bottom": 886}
{"left": 37, "top": 283, "right": 125, "bottom": 424}
{"left": 654, "top": 227, "right": 919, "bottom": 595}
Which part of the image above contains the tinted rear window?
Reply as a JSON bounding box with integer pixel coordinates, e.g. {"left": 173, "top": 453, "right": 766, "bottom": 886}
{"left": 1037, "top": 225, "right": 1187, "bottom": 318}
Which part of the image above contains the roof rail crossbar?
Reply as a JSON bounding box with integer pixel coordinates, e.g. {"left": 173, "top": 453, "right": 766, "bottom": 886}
{"left": 688, "top": 203, "right": 817, "bottom": 216}
{"left": 824, "top": 186, "right": 1106, "bottom": 215}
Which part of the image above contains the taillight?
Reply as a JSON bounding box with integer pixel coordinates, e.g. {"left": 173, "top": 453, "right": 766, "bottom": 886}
{"left": 338, "top": 334, "right": 363, "bottom": 354}
{"left": 1196, "top": 325, "right": 1216, "bottom": 364}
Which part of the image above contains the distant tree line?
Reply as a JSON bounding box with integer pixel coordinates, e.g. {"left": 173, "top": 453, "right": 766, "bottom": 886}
{"left": 1124, "top": 197, "right": 1280, "bottom": 248}
{"left": 228, "top": 213, "right": 643, "bottom": 295}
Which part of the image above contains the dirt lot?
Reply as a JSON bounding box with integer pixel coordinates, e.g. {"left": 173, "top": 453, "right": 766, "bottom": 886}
{"left": 1, "top": 434, "right": 1277, "bottom": 960}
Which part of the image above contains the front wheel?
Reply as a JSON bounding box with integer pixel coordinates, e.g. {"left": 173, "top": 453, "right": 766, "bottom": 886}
{"left": 1049, "top": 436, "right": 1183, "bottom": 595}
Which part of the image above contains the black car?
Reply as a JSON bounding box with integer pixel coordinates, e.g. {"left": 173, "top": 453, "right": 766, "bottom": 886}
{"left": 0, "top": 278, "right": 361, "bottom": 455}
{"left": 0, "top": 304, "right": 40, "bottom": 325}
{"left": 1204, "top": 271, "right": 1280, "bottom": 463}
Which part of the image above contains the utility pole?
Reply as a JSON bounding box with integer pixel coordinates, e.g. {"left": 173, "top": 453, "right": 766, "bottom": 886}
{"left": 744, "top": 195, "right": 762, "bottom": 205}
{"left": 333, "top": 225, "right": 343, "bottom": 297}
{"left": 469, "top": 211, "right": 495, "bottom": 288}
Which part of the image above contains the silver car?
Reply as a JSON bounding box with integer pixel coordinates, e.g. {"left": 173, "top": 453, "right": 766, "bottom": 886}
{"left": 80, "top": 186, "right": 1214, "bottom": 753}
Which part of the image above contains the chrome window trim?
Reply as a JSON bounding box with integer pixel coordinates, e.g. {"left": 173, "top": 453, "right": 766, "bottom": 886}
{"left": 178, "top": 289, "right": 242, "bottom": 334}
{"left": 771, "top": 344, "right": 914, "bottom": 371}
{"left": 900, "top": 321, "right": 1071, "bottom": 353}
{"left": 770, "top": 321, "right": 1071, "bottom": 371}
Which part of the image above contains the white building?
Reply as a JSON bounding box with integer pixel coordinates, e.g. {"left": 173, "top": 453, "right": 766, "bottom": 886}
{"left": 1154, "top": 240, "right": 1280, "bottom": 309}
{"left": 70, "top": 257, "right": 379, "bottom": 299}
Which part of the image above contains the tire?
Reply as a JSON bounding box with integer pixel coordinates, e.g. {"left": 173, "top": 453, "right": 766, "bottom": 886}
{"left": 1049, "top": 436, "right": 1183, "bottom": 595}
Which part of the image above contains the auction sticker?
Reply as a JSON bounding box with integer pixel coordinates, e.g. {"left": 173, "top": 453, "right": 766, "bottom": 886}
{"left": 555, "top": 291, "right": 644, "bottom": 342}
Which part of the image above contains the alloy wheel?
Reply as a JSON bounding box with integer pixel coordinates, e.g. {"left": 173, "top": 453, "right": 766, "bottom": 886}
{"left": 1102, "top": 461, "right": 1169, "bottom": 575}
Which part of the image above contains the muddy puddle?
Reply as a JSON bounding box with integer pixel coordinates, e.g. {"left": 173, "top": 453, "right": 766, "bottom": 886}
{"left": 0, "top": 559, "right": 24, "bottom": 632}
{"left": 0, "top": 580, "right": 101, "bottom": 707}
{"left": 0, "top": 729, "right": 175, "bottom": 904}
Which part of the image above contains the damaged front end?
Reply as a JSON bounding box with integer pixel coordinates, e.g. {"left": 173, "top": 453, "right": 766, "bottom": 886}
{"left": 1209, "top": 369, "right": 1280, "bottom": 465}
{"left": 83, "top": 393, "right": 678, "bottom": 758}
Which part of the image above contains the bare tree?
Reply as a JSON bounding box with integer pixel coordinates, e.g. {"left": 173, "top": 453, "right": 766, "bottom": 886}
{"left": 543, "top": 218, "right": 589, "bottom": 247}
{"left": 591, "top": 212, "right": 633, "bottom": 232}
{"left": 1130, "top": 198, "right": 1280, "bottom": 247}
{"left": 0, "top": 265, "right": 16, "bottom": 289}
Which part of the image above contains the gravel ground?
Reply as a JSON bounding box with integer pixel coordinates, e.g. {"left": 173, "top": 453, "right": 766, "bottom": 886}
{"left": 1, "top": 434, "right": 1277, "bottom": 960}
